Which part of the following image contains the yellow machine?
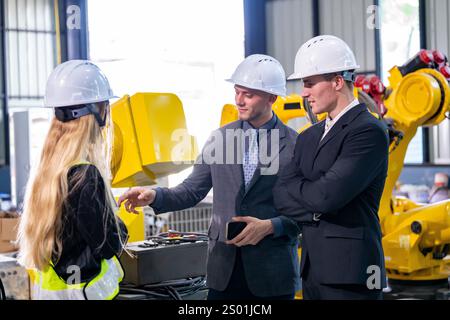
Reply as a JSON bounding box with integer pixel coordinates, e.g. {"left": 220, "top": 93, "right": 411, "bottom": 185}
{"left": 111, "top": 92, "right": 198, "bottom": 242}
{"left": 220, "top": 50, "right": 450, "bottom": 292}
{"left": 379, "top": 59, "right": 450, "bottom": 283}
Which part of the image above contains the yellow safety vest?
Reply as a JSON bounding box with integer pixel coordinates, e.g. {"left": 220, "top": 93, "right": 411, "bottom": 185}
{"left": 28, "top": 256, "right": 124, "bottom": 300}
{"left": 28, "top": 161, "right": 124, "bottom": 300}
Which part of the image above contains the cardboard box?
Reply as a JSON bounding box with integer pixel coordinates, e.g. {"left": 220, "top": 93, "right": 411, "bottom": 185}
{"left": 0, "top": 211, "right": 20, "bottom": 253}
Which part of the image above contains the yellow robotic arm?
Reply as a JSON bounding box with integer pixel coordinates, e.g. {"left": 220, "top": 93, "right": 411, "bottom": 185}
{"left": 375, "top": 50, "right": 450, "bottom": 281}
{"left": 111, "top": 93, "right": 198, "bottom": 187}
{"left": 110, "top": 92, "right": 198, "bottom": 242}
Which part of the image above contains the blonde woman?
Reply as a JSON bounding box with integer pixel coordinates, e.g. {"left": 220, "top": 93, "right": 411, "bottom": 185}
{"left": 17, "top": 60, "right": 128, "bottom": 300}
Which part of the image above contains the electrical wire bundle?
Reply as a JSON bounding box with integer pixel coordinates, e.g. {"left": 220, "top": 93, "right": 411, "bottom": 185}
{"left": 119, "top": 276, "right": 207, "bottom": 300}
{"left": 140, "top": 230, "right": 209, "bottom": 247}
{"left": 154, "top": 230, "right": 208, "bottom": 241}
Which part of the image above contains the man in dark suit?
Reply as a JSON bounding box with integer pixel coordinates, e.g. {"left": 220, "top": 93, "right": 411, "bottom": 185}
{"left": 274, "top": 35, "right": 389, "bottom": 300}
{"left": 118, "top": 54, "right": 301, "bottom": 300}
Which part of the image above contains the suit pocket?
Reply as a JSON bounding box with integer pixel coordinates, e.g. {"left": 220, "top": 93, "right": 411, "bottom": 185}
{"left": 324, "top": 224, "right": 364, "bottom": 240}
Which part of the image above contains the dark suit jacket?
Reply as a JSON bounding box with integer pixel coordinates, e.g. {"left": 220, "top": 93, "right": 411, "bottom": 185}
{"left": 274, "top": 104, "right": 389, "bottom": 287}
{"left": 151, "top": 117, "right": 301, "bottom": 297}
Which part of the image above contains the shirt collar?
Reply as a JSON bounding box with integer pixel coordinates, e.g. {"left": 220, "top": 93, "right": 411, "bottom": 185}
{"left": 326, "top": 99, "right": 359, "bottom": 125}
{"left": 243, "top": 112, "right": 278, "bottom": 131}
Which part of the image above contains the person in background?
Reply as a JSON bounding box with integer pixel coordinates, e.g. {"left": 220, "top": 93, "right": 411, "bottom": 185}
{"left": 429, "top": 172, "right": 450, "bottom": 203}
{"left": 17, "top": 60, "right": 128, "bottom": 300}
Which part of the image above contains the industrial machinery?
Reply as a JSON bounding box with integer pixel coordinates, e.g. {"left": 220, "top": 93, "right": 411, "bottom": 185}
{"left": 121, "top": 236, "right": 208, "bottom": 286}
{"left": 110, "top": 92, "right": 209, "bottom": 299}
{"left": 353, "top": 51, "right": 450, "bottom": 286}
{"left": 111, "top": 93, "right": 198, "bottom": 188}
{"left": 370, "top": 50, "right": 450, "bottom": 298}
{"left": 118, "top": 232, "right": 209, "bottom": 300}
{"left": 0, "top": 254, "right": 30, "bottom": 300}
{"left": 221, "top": 49, "right": 450, "bottom": 299}
{"left": 111, "top": 92, "right": 199, "bottom": 242}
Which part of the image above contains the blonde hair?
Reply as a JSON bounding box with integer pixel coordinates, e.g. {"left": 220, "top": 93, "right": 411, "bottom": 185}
{"left": 17, "top": 104, "right": 123, "bottom": 270}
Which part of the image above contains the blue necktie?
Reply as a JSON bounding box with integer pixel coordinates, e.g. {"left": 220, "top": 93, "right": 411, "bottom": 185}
{"left": 243, "top": 129, "right": 258, "bottom": 187}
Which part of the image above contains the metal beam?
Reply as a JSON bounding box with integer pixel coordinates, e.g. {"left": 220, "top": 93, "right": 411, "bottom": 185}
{"left": 0, "top": 0, "right": 11, "bottom": 195}
{"left": 374, "top": 0, "right": 382, "bottom": 78}
{"left": 312, "top": 0, "right": 320, "bottom": 36}
{"left": 244, "top": 0, "right": 267, "bottom": 56}
{"left": 56, "top": 0, "right": 89, "bottom": 61}
{"left": 419, "top": 0, "right": 427, "bottom": 49}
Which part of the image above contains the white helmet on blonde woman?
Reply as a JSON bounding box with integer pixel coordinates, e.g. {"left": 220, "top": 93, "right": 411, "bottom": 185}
{"left": 44, "top": 59, "right": 117, "bottom": 108}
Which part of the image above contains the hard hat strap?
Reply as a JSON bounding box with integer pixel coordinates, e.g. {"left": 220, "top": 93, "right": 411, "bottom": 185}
{"left": 54, "top": 102, "right": 108, "bottom": 127}
{"left": 54, "top": 106, "right": 91, "bottom": 122}
{"left": 321, "top": 70, "right": 356, "bottom": 83}
{"left": 86, "top": 103, "right": 107, "bottom": 127}
{"left": 341, "top": 70, "right": 356, "bottom": 82}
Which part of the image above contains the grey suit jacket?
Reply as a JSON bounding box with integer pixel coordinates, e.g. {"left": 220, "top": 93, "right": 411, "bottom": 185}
{"left": 151, "top": 117, "right": 301, "bottom": 297}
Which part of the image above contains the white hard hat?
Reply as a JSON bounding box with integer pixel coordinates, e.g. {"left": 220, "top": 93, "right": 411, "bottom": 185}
{"left": 288, "top": 35, "right": 360, "bottom": 80}
{"left": 44, "top": 60, "right": 117, "bottom": 108}
{"left": 226, "top": 54, "right": 287, "bottom": 96}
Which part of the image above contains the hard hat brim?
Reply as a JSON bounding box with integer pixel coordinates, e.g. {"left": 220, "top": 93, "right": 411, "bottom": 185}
{"left": 225, "top": 79, "right": 285, "bottom": 97}
{"left": 287, "top": 65, "right": 361, "bottom": 81}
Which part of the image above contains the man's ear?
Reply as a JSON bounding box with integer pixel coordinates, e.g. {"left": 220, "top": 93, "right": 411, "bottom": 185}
{"left": 334, "top": 76, "right": 345, "bottom": 91}
{"left": 268, "top": 94, "right": 278, "bottom": 104}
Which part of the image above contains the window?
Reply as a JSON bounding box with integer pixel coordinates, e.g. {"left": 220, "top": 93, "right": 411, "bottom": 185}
{"left": 88, "top": 0, "right": 245, "bottom": 187}
{"left": 379, "top": 0, "right": 423, "bottom": 164}
{"left": 4, "top": 0, "right": 56, "bottom": 202}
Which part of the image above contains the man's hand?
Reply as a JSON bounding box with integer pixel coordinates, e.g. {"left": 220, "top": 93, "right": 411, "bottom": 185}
{"left": 226, "top": 216, "right": 274, "bottom": 247}
{"left": 117, "top": 187, "right": 156, "bottom": 214}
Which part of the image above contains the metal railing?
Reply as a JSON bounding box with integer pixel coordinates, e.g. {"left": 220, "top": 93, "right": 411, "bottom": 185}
{"left": 144, "top": 202, "right": 212, "bottom": 237}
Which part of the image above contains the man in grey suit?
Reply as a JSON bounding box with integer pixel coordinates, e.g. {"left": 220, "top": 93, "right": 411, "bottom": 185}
{"left": 118, "top": 54, "right": 300, "bottom": 300}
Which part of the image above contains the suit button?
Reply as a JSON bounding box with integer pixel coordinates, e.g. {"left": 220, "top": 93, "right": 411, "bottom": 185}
{"left": 241, "top": 205, "right": 248, "bottom": 210}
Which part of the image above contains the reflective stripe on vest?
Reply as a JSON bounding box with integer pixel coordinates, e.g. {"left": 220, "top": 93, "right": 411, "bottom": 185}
{"left": 29, "top": 256, "right": 124, "bottom": 300}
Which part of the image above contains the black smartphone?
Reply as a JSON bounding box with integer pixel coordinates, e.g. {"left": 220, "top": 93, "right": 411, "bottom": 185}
{"left": 226, "top": 221, "right": 247, "bottom": 240}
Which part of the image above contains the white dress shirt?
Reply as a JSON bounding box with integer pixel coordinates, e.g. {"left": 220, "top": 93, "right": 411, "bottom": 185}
{"left": 321, "top": 99, "right": 360, "bottom": 140}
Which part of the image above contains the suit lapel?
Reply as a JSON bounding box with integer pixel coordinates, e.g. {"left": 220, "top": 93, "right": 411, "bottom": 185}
{"left": 226, "top": 121, "right": 245, "bottom": 191}
{"left": 243, "top": 121, "right": 288, "bottom": 195}
{"left": 314, "top": 104, "right": 367, "bottom": 160}
{"left": 310, "top": 121, "right": 326, "bottom": 148}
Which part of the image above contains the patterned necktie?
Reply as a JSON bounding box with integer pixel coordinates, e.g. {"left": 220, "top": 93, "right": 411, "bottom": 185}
{"left": 243, "top": 129, "right": 259, "bottom": 187}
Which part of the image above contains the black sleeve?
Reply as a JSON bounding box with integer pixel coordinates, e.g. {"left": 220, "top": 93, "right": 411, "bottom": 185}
{"left": 273, "top": 159, "right": 315, "bottom": 224}
{"left": 285, "top": 124, "right": 389, "bottom": 214}
{"left": 74, "top": 165, "right": 128, "bottom": 259}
